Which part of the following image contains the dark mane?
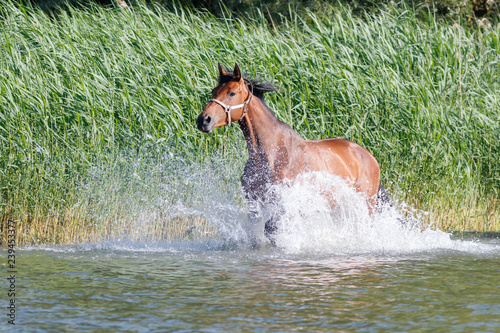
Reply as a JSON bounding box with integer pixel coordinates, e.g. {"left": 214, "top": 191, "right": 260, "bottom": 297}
{"left": 218, "top": 70, "right": 278, "bottom": 101}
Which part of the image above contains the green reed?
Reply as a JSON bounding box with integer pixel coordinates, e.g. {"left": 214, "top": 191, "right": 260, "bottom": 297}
{"left": 0, "top": 1, "right": 498, "bottom": 245}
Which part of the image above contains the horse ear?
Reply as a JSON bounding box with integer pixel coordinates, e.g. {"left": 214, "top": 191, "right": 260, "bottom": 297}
{"left": 233, "top": 63, "right": 242, "bottom": 81}
{"left": 218, "top": 63, "right": 227, "bottom": 77}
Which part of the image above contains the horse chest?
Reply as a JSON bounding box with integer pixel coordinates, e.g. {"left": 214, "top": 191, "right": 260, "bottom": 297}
{"left": 240, "top": 158, "right": 276, "bottom": 200}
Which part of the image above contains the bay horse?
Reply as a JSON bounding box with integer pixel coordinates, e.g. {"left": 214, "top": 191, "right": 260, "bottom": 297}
{"left": 197, "top": 63, "right": 385, "bottom": 246}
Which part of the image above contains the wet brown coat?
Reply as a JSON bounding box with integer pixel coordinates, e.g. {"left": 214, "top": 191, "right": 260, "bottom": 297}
{"left": 197, "top": 64, "right": 380, "bottom": 211}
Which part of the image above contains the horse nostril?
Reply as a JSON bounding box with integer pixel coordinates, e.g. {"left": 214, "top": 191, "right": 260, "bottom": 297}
{"left": 197, "top": 114, "right": 213, "bottom": 132}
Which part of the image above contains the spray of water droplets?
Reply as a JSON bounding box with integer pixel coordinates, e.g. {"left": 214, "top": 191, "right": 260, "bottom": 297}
{"left": 63, "top": 149, "right": 499, "bottom": 255}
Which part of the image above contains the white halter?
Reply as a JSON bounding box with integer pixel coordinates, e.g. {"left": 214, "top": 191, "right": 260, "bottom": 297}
{"left": 209, "top": 79, "right": 254, "bottom": 125}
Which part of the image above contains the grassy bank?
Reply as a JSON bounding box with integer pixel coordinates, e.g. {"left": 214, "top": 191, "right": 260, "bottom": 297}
{"left": 0, "top": 2, "right": 499, "bottom": 245}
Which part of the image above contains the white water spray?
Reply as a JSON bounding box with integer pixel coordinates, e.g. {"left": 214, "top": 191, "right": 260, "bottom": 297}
{"left": 70, "top": 149, "right": 498, "bottom": 255}
{"left": 268, "top": 173, "right": 457, "bottom": 254}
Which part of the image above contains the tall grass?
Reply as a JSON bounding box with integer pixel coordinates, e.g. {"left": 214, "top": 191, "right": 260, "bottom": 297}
{"left": 0, "top": 2, "right": 499, "bottom": 245}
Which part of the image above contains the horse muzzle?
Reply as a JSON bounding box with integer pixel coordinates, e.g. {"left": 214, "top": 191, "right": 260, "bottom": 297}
{"left": 197, "top": 114, "right": 215, "bottom": 133}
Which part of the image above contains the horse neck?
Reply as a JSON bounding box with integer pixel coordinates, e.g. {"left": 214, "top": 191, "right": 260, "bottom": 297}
{"left": 238, "top": 97, "right": 297, "bottom": 161}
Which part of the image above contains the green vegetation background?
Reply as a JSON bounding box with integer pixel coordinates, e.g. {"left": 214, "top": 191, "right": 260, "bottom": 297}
{"left": 1, "top": 0, "right": 499, "bottom": 244}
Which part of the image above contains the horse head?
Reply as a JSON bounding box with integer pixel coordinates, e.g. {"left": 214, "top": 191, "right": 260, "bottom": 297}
{"left": 197, "top": 63, "right": 252, "bottom": 133}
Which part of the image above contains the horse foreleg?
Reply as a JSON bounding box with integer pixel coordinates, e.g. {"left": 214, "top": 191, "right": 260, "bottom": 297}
{"left": 247, "top": 200, "right": 267, "bottom": 248}
{"left": 263, "top": 201, "right": 285, "bottom": 247}
{"left": 264, "top": 218, "right": 278, "bottom": 246}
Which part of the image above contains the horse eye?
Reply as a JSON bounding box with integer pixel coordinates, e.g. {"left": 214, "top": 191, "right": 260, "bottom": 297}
{"left": 229, "top": 92, "right": 236, "bottom": 97}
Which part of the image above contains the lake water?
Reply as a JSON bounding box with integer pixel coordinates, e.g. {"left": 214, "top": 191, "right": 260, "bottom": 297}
{"left": 3, "top": 168, "right": 500, "bottom": 332}
{"left": 4, "top": 235, "right": 500, "bottom": 332}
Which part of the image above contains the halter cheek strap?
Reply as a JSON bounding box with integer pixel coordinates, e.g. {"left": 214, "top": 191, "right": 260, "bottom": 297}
{"left": 208, "top": 79, "right": 254, "bottom": 125}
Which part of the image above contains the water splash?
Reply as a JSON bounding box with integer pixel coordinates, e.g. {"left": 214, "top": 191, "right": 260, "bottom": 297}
{"left": 75, "top": 147, "right": 250, "bottom": 244}
{"left": 268, "top": 173, "right": 459, "bottom": 255}
{"left": 68, "top": 148, "right": 499, "bottom": 256}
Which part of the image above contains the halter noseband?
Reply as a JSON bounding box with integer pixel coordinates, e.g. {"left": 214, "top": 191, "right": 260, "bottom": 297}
{"left": 209, "top": 79, "right": 254, "bottom": 125}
